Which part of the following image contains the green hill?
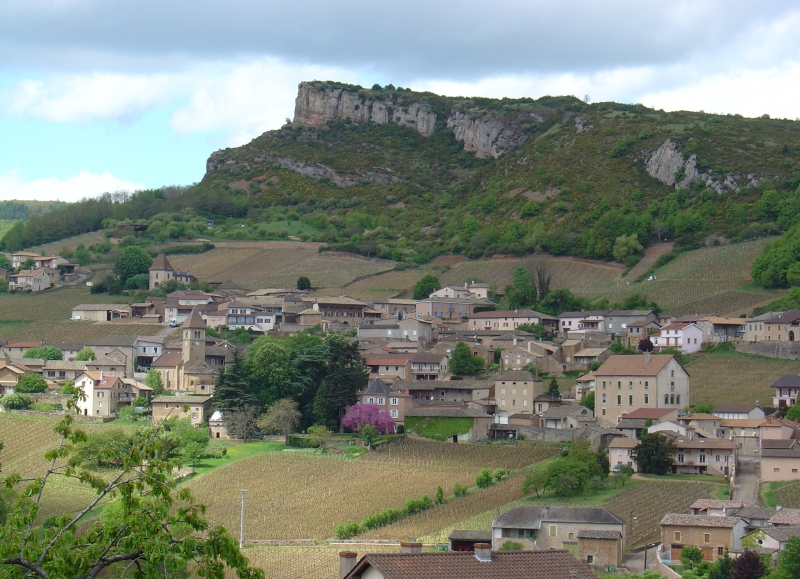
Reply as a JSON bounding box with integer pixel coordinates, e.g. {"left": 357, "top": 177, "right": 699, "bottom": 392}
{"left": 3, "top": 80, "right": 799, "bottom": 277}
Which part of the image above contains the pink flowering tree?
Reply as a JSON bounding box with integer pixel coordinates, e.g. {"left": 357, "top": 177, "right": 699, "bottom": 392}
{"left": 342, "top": 404, "right": 396, "bottom": 434}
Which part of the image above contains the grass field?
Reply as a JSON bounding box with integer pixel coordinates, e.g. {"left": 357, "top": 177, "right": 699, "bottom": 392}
{"left": 169, "top": 242, "right": 393, "bottom": 289}
{"left": 29, "top": 231, "right": 106, "bottom": 255}
{"left": 685, "top": 351, "right": 800, "bottom": 406}
{"left": 0, "top": 320, "right": 164, "bottom": 343}
{"left": 186, "top": 439, "right": 555, "bottom": 541}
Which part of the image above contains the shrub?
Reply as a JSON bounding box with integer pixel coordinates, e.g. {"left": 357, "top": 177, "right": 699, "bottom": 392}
{"left": 492, "top": 469, "right": 508, "bottom": 482}
{"left": 476, "top": 468, "right": 493, "bottom": 489}
{"left": 610, "top": 135, "right": 637, "bottom": 158}
{"left": 403, "top": 495, "right": 433, "bottom": 515}
{"left": 435, "top": 486, "right": 444, "bottom": 504}
{"left": 0, "top": 393, "right": 32, "bottom": 409}
{"left": 30, "top": 402, "right": 62, "bottom": 412}
{"left": 16, "top": 373, "right": 48, "bottom": 393}
{"left": 117, "top": 406, "right": 137, "bottom": 421}
{"left": 335, "top": 521, "right": 361, "bottom": 539}
{"left": 453, "top": 483, "right": 469, "bottom": 498}
{"left": 499, "top": 541, "right": 524, "bottom": 551}
{"left": 60, "top": 381, "right": 76, "bottom": 395}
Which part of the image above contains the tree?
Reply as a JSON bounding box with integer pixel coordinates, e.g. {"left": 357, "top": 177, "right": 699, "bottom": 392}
{"left": 307, "top": 425, "right": 332, "bottom": 452}
{"left": 23, "top": 346, "right": 62, "bottom": 360}
{"left": 613, "top": 233, "right": 643, "bottom": 263}
{"left": 341, "top": 404, "right": 395, "bottom": 434}
{"left": 360, "top": 424, "right": 377, "bottom": 449}
{"left": 225, "top": 406, "right": 261, "bottom": 442}
{"left": 321, "top": 334, "right": 368, "bottom": 432}
{"left": 730, "top": 549, "right": 765, "bottom": 579}
{"left": 0, "top": 407, "right": 263, "bottom": 579}
{"left": 74, "top": 347, "right": 96, "bottom": 362}
{"left": 214, "top": 348, "right": 257, "bottom": 413}
{"left": 521, "top": 470, "right": 548, "bottom": 498}
{"left": 499, "top": 540, "right": 524, "bottom": 551}
{"left": 258, "top": 398, "right": 301, "bottom": 445}
{"left": 708, "top": 551, "right": 734, "bottom": 579}
{"left": 124, "top": 273, "right": 149, "bottom": 290}
{"left": 771, "top": 536, "right": 800, "bottom": 579}
{"left": 787, "top": 403, "right": 800, "bottom": 423}
{"left": 296, "top": 276, "right": 311, "bottom": 290}
{"left": 546, "top": 377, "right": 560, "bottom": 398}
{"left": 631, "top": 433, "right": 677, "bottom": 475}
{"left": 145, "top": 368, "right": 163, "bottom": 396}
{"left": 246, "top": 338, "right": 298, "bottom": 406}
{"left": 581, "top": 391, "right": 595, "bottom": 411}
{"left": 435, "top": 486, "right": 444, "bottom": 504}
{"left": 412, "top": 274, "right": 441, "bottom": 300}
{"left": 450, "top": 342, "right": 478, "bottom": 376}
{"left": 534, "top": 264, "right": 552, "bottom": 300}
{"left": 638, "top": 338, "right": 655, "bottom": 352}
{"left": 113, "top": 245, "right": 153, "bottom": 283}
{"left": 182, "top": 441, "right": 206, "bottom": 467}
{"left": 0, "top": 393, "right": 32, "bottom": 409}
{"left": 16, "top": 373, "right": 48, "bottom": 393}
{"left": 505, "top": 266, "right": 536, "bottom": 309}
{"left": 681, "top": 546, "right": 704, "bottom": 569}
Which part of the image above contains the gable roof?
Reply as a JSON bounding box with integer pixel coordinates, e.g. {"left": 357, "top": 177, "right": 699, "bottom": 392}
{"left": 346, "top": 550, "right": 596, "bottom": 579}
{"left": 764, "top": 310, "right": 800, "bottom": 324}
{"left": 772, "top": 374, "right": 800, "bottom": 388}
{"left": 405, "top": 406, "right": 488, "bottom": 418}
{"left": 150, "top": 253, "right": 173, "bottom": 271}
{"left": 495, "top": 370, "right": 535, "bottom": 382}
{"left": 661, "top": 514, "right": 742, "bottom": 528}
{"left": 768, "top": 509, "right": 800, "bottom": 526}
{"left": 152, "top": 395, "right": 213, "bottom": 404}
{"left": 731, "top": 505, "right": 776, "bottom": 521}
{"left": 712, "top": 404, "right": 759, "bottom": 413}
{"left": 470, "top": 309, "right": 556, "bottom": 320}
{"left": 690, "top": 499, "right": 751, "bottom": 511}
{"left": 72, "top": 304, "right": 131, "bottom": 312}
{"left": 594, "top": 354, "right": 681, "bottom": 378}
{"left": 621, "top": 408, "right": 675, "bottom": 420}
{"left": 761, "top": 525, "right": 800, "bottom": 542}
{"left": 393, "top": 379, "right": 491, "bottom": 392}
{"left": 411, "top": 353, "right": 447, "bottom": 364}
{"left": 362, "top": 379, "right": 394, "bottom": 396}
{"left": 540, "top": 405, "right": 591, "bottom": 419}
{"left": 577, "top": 530, "right": 621, "bottom": 540}
{"left": 608, "top": 437, "right": 639, "bottom": 449}
{"left": 447, "top": 530, "right": 492, "bottom": 541}
{"left": 151, "top": 352, "right": 183, "bottom": 368}
{"left": 494, "top": 505, "right": 624, "bottom": 527}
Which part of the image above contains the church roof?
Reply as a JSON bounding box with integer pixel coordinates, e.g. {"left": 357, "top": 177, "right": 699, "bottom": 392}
{"left": 149, "top": 253, "right": 173, "bottom": 271}
{"left": 181, "top": 307, "right": 207, "bottom": 329}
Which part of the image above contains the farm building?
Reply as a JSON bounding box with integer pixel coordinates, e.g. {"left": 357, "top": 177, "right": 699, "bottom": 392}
{"left": 659, "top": 514, "right": 747, "bottom": 563}
{"left": 404, "top": 406, "right": 492, "bottom": 442}
{"left": 70, "top": 304, "right": 132, "bottom": 321}
{"left": 152, "top": 395, "right": 213, "bottom": 426}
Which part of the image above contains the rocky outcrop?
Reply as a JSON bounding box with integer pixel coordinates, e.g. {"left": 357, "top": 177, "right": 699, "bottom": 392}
{"left": 646, "top": 139, "right": 739, "bottom": 193}
{"left": 446, "top": 110, "right": 539, "bottom": 159}
{"left": 293, "top": 82, "right": 437, "bottom": 136}
{"left": 205, "top": 150, "right": 402, "bottom": 187}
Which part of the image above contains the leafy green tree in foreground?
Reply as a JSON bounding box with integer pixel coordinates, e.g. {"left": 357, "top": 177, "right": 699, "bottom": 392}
{"left": 412, "top": 274, "right": 441, "bottom": 300}
{"left": 769, "top": 535, "right": 800, "bottom": 579}
{"left": 113, "top": 245, "right": 153, "bottom": 283}
{"left": 16, "top": 373, "right": 48, "bottom": 393}
{"left": 0, "top": 400, "right": 263, "bottom": 579}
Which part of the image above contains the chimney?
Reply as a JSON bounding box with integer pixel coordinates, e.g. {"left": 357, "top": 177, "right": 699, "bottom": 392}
{"left": 644, "top": 350, "right": 651, "bottom": 365}
{"left": 400, "top": 542, "right": 422, "bottom": 554}
{"left": 99, "top": 371, "right": 103, "bottom": 380}
{"left": 339, "top": 552, "right": 357, "bottom": 579}
{"left": 473, "top": 543, "right": 492, "bottom": 562}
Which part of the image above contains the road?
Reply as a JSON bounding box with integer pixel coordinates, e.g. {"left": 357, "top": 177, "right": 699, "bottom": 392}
{"left": 732, "top": 457, "right": 760, "bottom": 503}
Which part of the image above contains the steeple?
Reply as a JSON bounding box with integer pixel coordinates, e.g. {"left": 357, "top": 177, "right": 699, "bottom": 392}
{"left": 182, "top": 307, "right": 206, "bottom": 366}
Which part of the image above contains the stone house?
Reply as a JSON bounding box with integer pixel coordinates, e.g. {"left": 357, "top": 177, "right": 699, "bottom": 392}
{"left": 533, "top": 394, "right": 561, "bottom": 414}
{"left": 755, "top": 311, "right": 800, "bottom": 342}
{"left": 74, "top": 372, "right": 128, "bottom": 417}
{"left": 363, "top": 355, "right": 413, "bottom": 381}
{"left": 768, "top": 509, "right": 800, "bottom": 526}
{"left": 717, "top": 419, "right": 763, "bottom": 457}
{"left": 760, "top": 448, "right": 800, "bottom": 482}
{"left": 711, "top": 405, "right": 765, "bottom": 420}
{"left": 577, "top": 530, "right": 624, "bottom": 568}
{"left": 220, "top": 300, "right": 274, "bottom": 332}
{"left": 45, "top": 342, "right": 85, "bottom": 361}
{"left": 659, "top": 514, "right": 747, "bottom": 563}
{"left": 594, "top": 353, "right": 689, "bottom": 426}
{"left": 678, "top": 413, "right": 723, "bottom": 436}
{"left": 492, "top": 505, "right": 626, "bottom": 556}
{"left": 358, "top": 379, "right": 412, "bottom": 425}
{"left": 2, "top": 341, "right": 42, "bottom": 357}
{"left": 393, "top": 379, "right": 492, "bottom": 404}
{"left": 151, "top": 395, "right": 213, "bottom": 426}
{"left": 87, "top": 336, "right": 137, "bottom": 376}
{"left": 651, "top": 322, "right": 704, "bottom": 354}
{"left": 538, "top": 405, "right": 594, "bottom": 429}
{"left": 358, "top": 318, "right": 432, "bottom": 343}
{"left": 771, "top": 374, "right": 800, "bottom": 408}
{"left": 624, "top": 320, "right": 661, "bottom": 347}
{"left": 493, "top": 371, "right": 540, "bottom": 416}
{"left": 608, "top": 437, "right": 639, "bottom": 471}
{"left": 8, "top": 269, "right": 51, "bottom": 292}
{"left": 0, "top": 359, "right": 30, "bottom": 393}
{"left": 43, "top": 360, "right": 87, "bottom": 382}
{"left": 148, "top": 253, "right": 195, "bottom": 290}
{"left": 467, "top": 309, "right": 557, "bottom": 332}
{"left": 371, "top": 298, "right": 417, "bottom": 320}
{"left": 671, "top": 433, "right": 735, "bottom": 476}
{"left": 615, "top": 407, "right": 679, "bottom": 438}
{"left": 414, "top": 296, "right": 493, "bottom": 321}
{"left": 307, "top": 296, "right": 370, "bottom": 321}
{"left": 410, "top": 353, "right": 448, "bottom": 380}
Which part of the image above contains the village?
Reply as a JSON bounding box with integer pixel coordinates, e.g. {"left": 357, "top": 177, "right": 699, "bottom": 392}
{"left": 0, "top": 249, "right": 799, "bottom": 578}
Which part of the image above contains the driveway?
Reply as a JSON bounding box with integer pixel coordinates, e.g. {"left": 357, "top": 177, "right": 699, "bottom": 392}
{"left": 732, "top": 457, "right": 760, "bottom": 503}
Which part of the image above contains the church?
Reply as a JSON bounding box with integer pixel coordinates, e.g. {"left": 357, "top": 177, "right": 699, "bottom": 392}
{"left": 151, "top": 307, "right": 217, "bottom": 394}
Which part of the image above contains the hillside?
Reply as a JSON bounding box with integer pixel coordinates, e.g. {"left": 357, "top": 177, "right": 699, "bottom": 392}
{"left": 3, "top": 81, "right": 800, "bottom": 276}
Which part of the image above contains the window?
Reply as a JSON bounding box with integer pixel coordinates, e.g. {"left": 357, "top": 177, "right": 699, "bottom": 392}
{"left": 629, "top": 381, "right": 633, "bottom": 389}
{"left": 568, "top": 532, "right": 575, "bottom": 540}
{"left": 501, "top": 389, "right": 506, "bottom": 395}
{"left": 670, "top": 394, "right": 675, "bottom": 404}
{"left": 715, "top": 455, "right": 720, "bottom": 462}
{"left": 675, "top": 531, "right": 681, "bottom": 542}
{"left": 670, "top": 382, "right": 675, "bottom": 390}
{"left": 391, "top": 398, "right": 398, "bottom": 405}
{"left": 602, "top": 394, "right": 606, "bottom": 404}
{"left": 617, "top": 381, "right": 621, "bottom": 389}
{"left": 192, "top": 412, "right": 197, "bottom": 420}
{"left": 704, "top": 533, "right": 710, "bottom": 543}
{"left": 793, "top": 468, "right": 798, "bottom": 474}
{"left": 390, "top": 409, "right": 398, "bottom": 418}
{"left": 699, "top": 455, "right": 706, "bottom": 463}
{"left": 678, "top": 454, "right": 684, "bottom": 463}
{"left": 676, "top": 395, "right": 681, "bottom": 405}
{"left": 602, "top": 409, "right": 606, "bottom": 416}
{"left": 377, "top": 398, "right": 385, "bottom": 405}
{"left": 602, "top": 381, "right": 606, "bottom": 390}
{"left": 665, "top": 394, "right": 669, "bottom": 404}
{"left": 644, "top": 381, "right": 649, "bottom": 389}
{"left": 617, "top": 395, "right": 621, "bottom": 406}
{"left": 518, "top": 530, "right": 525, "bottom": 538}
{"left": 587, "top": 556, "right": 594, "bottom": 564}
{"left": 628, "top": 395, "right": 633, "bottom": 405}
{"left": 718, "top": 547, "right": 724, "bottom": 556}
{"left": 671, "top": 369, "right": 675, "bottom": 377}
{"left": 775, "top": 467, "right": 781, "bottom": 473}
{"left": 549, "top": 525, "right": 557, "bottom": 537}
{"left": 644, "top": 394, "right": 649, "bottom": 404}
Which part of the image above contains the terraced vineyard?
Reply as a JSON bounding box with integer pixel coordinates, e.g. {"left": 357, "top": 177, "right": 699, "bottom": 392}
{"left": 0, "top": 320, "right": 164, "bottom": 343}
{"left": 188, "top": 440, "right": 555, "bottom": 540}
{"left": 774, "top": 482, "right": 800, "bottom": 508}
{"left": 0, "top": 287, "right": 132, "bottom": 322}
{"left": 685, "top": 351, "right": 800, "bottom": 406}
{"left": 170, "top": 242, "right": 393, "bottom": 289}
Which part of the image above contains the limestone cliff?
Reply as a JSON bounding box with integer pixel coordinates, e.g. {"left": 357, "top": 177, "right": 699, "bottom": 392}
{"left": 292, "top": 82, "right": 543, "bottom": 159}
{"left": 645, "top": 139, "right": 740, "bottom": 193}
{"left": 293, "top": 82, "right": 437, "bottom": 137}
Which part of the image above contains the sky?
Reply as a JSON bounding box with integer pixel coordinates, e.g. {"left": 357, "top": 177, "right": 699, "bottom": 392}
{"left": 1, "top": 0, "right": 799, "bottom": 202}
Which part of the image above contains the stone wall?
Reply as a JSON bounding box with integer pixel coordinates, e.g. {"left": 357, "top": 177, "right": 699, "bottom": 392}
{"left": 736, "top": 341, "right": 800, "bottom": 360}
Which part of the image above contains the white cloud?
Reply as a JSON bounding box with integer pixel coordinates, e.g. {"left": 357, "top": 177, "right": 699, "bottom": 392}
{"left": 0, "top": 171, "right": 145, "bottom": 202}
{"left": 1, "top": 72, "right": 188, "bottom": 122}
{"left": 170, "top": 58, "right": 361, "bottom": 145}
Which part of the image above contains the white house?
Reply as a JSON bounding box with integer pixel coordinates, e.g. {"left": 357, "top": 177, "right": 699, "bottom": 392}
{"left": 651, "top": 322, "right": 704, "bottom": 354}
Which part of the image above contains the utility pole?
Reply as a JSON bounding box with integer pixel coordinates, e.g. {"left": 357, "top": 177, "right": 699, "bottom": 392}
{"left": 239, "top": 489, "right": 248, "bottom": 549}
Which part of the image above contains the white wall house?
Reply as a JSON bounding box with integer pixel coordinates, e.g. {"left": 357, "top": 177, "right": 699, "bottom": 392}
{"left": 652, "top": 322, "right": 704, "bottom": 354}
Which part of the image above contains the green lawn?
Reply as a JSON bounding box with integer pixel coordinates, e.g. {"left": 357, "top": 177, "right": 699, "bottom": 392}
{"left": 759, "top": 480, "right": 796, "bottom": 508}
{"left": 636, "top": 473, "right": 728, "bottom": 484}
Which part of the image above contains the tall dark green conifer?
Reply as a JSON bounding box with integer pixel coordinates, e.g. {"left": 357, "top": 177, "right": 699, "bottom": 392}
{"left": 213, "top": 349, "right": 256, "bottom": 413}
